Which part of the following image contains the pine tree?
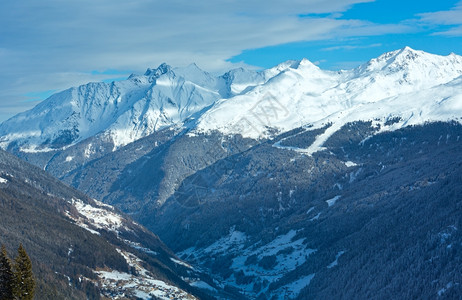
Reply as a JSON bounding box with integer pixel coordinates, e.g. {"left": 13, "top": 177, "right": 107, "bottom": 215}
{"left": 0, "top": 245, "right": 14, "bottom": 300}
{"left": 12, "top": 244, "right": 35, "bottom": 300}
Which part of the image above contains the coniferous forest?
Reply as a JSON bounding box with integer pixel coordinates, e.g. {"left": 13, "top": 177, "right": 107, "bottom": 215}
{"left": 0, "top": 244, "right": 35, "bottom": 300}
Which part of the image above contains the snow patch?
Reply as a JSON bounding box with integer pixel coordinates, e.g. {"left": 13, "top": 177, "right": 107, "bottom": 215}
{"left": 64, "top": 209, "right": 101, "bottom": 235}
{"left": 84, "top": 143, "right": 94, "bottom": 158}
{"left": 275, "top": 274, "right": 315, "bottom": 299}
{"left": 170, "top": 258, "right": 193, "bottom": 269}
{"left": 65, "top": 198, "right": 129, "bottom": 235}
{"left": 326, "top": 195, "right": 341, "bottom": 207}
{"left": 202, "top": 227, "right": 247, "bottom": 255}
{"left": 71, "top": 198, "right": 124, "bottom": 233}
{"left": 437, "top": 282, "right": 454, "bottom": 297}
{"left": 349, "top": 168, "right": 363, "bottom": 183}
{"left": 179, "top": 228, "right": 316, "bottom": 298}
{"left": 122, "top": 239, "right": 158, "bottom": 255}
{"left": 344, "top": 161, "right": 357, "bottom": 167}
{"left": 190, "top": 280, "right": 217, "bottom": 292}
{"left": 310, "top": 212, "right": 321, "bottom": 221}
{"left": 327, "top": 251, "right": 345, "bottom": 268}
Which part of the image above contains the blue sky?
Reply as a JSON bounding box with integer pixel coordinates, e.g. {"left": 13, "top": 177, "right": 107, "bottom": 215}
{"left": 230, "top": 0, "right": 462, "bottom": 69}
{"left": 0, "top": 0, "right": 461, "bottom": 122}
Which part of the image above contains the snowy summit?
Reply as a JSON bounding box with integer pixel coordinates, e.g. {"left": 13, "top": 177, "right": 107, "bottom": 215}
{"left": 1, "top": 47, "right": 462, "bottom": 153}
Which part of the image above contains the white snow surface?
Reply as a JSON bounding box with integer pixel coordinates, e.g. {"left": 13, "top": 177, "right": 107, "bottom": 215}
{"left": 0, "top": 62, "right": 269, "bottom": 150}
{"left": 96, "top": 249, "right": 196, "bottom": 300}
{"left": 344, "top": 161, "right": 357, "bottom": 167}
{"left": 202, "top": 227, "right": 247, "bottom": 255}
{"left": 122, "top": 239, "right": 158, "bottom": 255}
{"left": 71, "top": 198, "right": 125, "bottom": 232}
{"left": 1, "top": 47, "right": 462, "bottom": 154}
{"left": 194, "top": 47, "right": 462, "bottom": 144}
{"left": 437, "top": 282, "right": 454, "bottom": 297}
{"left": 310, "top": 212, "right": 321, "bottom": 221}
{"left": 65, "top": 198, "right": 129, "bottom": 235}
{"left": 326, "top": 195, "right": 341, "bottom": 207}
{"left": 170, "top": 257, "right": 194, "bottom": 269}
{"left": 0, "top": 177, "right": 7, "bottom": 184}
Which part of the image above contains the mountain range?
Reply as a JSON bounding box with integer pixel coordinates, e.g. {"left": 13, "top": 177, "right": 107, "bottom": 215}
{"left": 1, "top": 47, "right": 461, "bottom": 299}
{"left": 2, "top": 47, "right": 461, "bottom": 154}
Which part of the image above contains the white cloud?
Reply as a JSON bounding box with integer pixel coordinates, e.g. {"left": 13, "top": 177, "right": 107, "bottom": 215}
{"left": 322, "top": 43, "right": 382, "bottom": 51}
{"left": 432, "top": 26, "right": 462, "bottom": 36}
{"left": 0, "top": 0, "right": 413, "bottom": 121}
{"left": 418, "top": 1, "right": 462, "bottom": 36}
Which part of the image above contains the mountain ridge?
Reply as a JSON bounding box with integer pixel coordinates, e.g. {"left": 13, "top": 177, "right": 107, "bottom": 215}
{"left": 2, "top": 47, "right": 461, "bottom": 155}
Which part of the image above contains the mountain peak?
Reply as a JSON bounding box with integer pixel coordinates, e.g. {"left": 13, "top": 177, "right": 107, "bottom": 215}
{"left": 144, "top": 63, "right": 172, "bottom": 77}
{"left": 400, "top": 45, "right": 416, "bottom": 52}
{"left": 173, "top": 62, "right": 208, "bottom": 78}
{"left": 377, "top": 46, "right": 422, "bottom": 63}
{"left": 393, "top": 46, "right": 422, "bottom": 61}
{"left": 358, "top": 47, "right": 437, "bottom": 75}
{"left": 270, "top": 58, "right": 321, "bottom": 74}
{"left": 298, "top": 58, "right": 322, "bottom": 70}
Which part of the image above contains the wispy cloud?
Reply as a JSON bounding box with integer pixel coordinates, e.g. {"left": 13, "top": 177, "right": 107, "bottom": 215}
{"left": 418, "top": 1, "right": 462, "bottom": 36}
{"left": 322, "top": 43, "right": 382, "bottom": 51}
{"left": 0, "top": 0, "right": 420, "bottom": 120}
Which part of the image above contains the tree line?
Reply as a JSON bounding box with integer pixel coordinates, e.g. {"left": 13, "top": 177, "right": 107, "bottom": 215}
{"left": 0, "top": 244, "right": 35, "bottom": 300}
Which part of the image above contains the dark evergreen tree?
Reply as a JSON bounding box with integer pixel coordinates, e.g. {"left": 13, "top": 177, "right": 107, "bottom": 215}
{"left": 13, "top": 244, "right": 35, "bottom": 300}
{"left": 0, "top": 245, "right": 14, "bottom": 300}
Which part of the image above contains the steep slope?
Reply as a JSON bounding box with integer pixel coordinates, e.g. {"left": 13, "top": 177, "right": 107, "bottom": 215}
{"left": 0, "top": 149, "right": 215, "bottom": 299}
{"left": 154, "top": 121, "right": 462, "bottom": 299}
{"left": 0, "top": 63, "right": 216, "bottom": 152}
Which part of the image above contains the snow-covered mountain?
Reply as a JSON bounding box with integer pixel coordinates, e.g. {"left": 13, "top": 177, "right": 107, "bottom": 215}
{"left": 194, "top": 47, "right": 462, "bottom": 140}
{"left": 0, "top": 63, "right": 264, "bottom": 152}
{"left": 1, "top": 47, "right": 462, "bottom": 154}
